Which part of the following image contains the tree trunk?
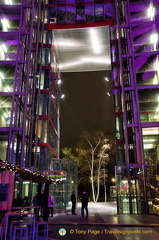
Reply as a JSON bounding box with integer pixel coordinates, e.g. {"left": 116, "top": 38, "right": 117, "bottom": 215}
{"left": 94, "top": 166, "right": 100, "bottom": 202}
{"left": 104, "top": 184, "right": 107, "bottom": 202}
{"left": 91, "top": 172, "right": 96, "bottom": 202}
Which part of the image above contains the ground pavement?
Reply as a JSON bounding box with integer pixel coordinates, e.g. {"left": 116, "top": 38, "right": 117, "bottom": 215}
{"left": 46, "top": 202, "right": 159, "bottom": 240}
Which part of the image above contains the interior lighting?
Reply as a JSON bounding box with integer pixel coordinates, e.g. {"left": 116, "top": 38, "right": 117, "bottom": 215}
{"left": 5, "top": 0, "right": 12, "bottom": 4}
{"left": 61, "top": 94, "right": 65, "bottom": 99}
{"left": 142, "top": 128, "right": 159, "bottom": 135}
{"left": 6, "top": 86, "right": 10, "bottom": 92}
{"left": 151, "top": 34, "right": 158, "bottom": 44}
{"left": 148, "top": 5, "right": 155, "bottom": 20}
{"left": 121, "top": 180, "right": 127, "bottom": 183}
{"left": 105, "top": 77, "right": 109, "bottom": 81}
{"left": 90, "top": 28, "right": 101, "bottom": 54}
{"left": 1, "top": 44, "right": 7, "bottom": 52}
{"left": 57, "top": 79, "right": 61, "bottom": 85}
{"left": 3, "top": 112, "right": 8, "bottom": 118}
{"left": 0, "top": 45, "right": 4, "bottom": 55}
{"left": 51, "top": 95, "right": 55, "bottom": 99}
{"left": 1, "top": 19, "right": 10, "bottom": 31}
{"left": 0, "top": 72, "right": 4, "bottom": 79}
{"left": 143, "top": 139, "right": 156, "bottom": 142}
{"left": 107, "top": 92, "right": 111, "bottom": 96}
{"left": 154, "top": 75, "right": 158, "bottom": 84}
{"left": 151, "top": 33, "right": 158, "bottom": 50}
{"left": 156, "top": 61, "right": 159, "bottom": 69}
{"left": 144, "top": 144, "right": 154, "bottom": 149}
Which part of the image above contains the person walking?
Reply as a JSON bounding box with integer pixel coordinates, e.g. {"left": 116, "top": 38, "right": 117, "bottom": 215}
{"left": 71, "top": 191, "right": 76, "bottom": 214}
{"left": 81, "top": 191, "right": 88, "bottom": 218}
{"left": 48, "top": 193, "right": 55, "bottom": 217}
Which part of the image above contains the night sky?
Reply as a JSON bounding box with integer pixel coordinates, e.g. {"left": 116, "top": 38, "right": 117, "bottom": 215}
{"left": 60, "top": 70, "right": 115, "bottom": 149}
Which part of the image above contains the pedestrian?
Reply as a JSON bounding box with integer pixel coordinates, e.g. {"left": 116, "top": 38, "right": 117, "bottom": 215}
{"left": 48, "top": 193, "right": 55, "bottom": 217}
{"left": 33, "top": 192, "right": 38, "bottom": 206}
{"left": 81, "top": 191, "right": 88, "bottom": 218}
{"left": 71, "top": 191, "right": 76, "bottom": 214}
{"left": 32, "top": 192, "right": 40, "bottom": 220}
{"left": 40, "top": 190, "right": 45, "bottom": 217}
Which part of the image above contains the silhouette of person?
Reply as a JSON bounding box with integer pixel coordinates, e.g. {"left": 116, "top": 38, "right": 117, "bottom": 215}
{"left": 33, "top": 192, "right": 38, "bottom": 206}
{"left": 48, "top": 193, "right": 55, "bottom": 217}
{"left": 32, "top": 192, "right": 40, "bottom": 220}
{"left": 81, "top": 191, "right": 88, "bottom": 218}
{"left": 71, "top": 191, "right": 76, "bottom": 214}
{"left": 40, "top": 190, "right": 45, "bottom": 217}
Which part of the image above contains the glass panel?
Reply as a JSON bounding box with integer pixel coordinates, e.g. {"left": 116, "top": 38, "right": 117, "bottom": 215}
{"left": 137, "top": 71, "right": 159, "bottom": 86}
{"left": 142, "top": 127, "right": 159, "bottom": 136}
{"left": 133, "top": 24, "right": 158, "bottom": 53}
{"left": 116, "top": 144, "right": 125, "bottom": 165}
{"left": 57, "top": 7, "right": 66, "bottom": 23}
{"left": 0, "top": 95, "right": 12, "bottom": 127}
{"left": 135, "top": 53, "right": 158, "bottom": 85}
{"left": 0, "top": 140, "right": 7, "bottom": 160}
{"left": 76, "top": 5, "right": 85, "bottom": 22}
{"left": 48, "top": 121, "right": 58, "bottom": 151}
{"left": 142, "top": 134, "right": 158, "bottom": 213}
{"left": 67, "top": 6, "right": 75, "bottom": 22}
{"left": 139, "top": 89, "right": 159, "bottom": 122}
{"left": 40, "top": 92, "right": 49, "bottom": 115}
{"left": 22, "top": 181, "right": 30, "bottom": 199}
{"left": 116, "top": 167, "right": 143, "bottom": 214}
{"left": 47, "top": 171, "right": 67, "bottom": 210}
{"left": 38, "top": 119, "right": 48, "bottom": 142}
{"left": 95, "top": 4, "right": 104, "bottom": 21}
{"left": 0, "top": 19, "right": 20, "bottom": 31}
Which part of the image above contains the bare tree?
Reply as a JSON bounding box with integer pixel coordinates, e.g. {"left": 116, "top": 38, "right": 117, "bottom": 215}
{"left": 76, "top": 131, "right": 112, "bottom": 202}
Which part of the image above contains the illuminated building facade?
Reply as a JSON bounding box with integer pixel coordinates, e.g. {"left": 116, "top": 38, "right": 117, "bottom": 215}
{"left": 113, "top": 0, "right": 159, "bottom": 214}
{"left": 0, "top": 0, "right": 159, "bottom": 215}
{"left": 0, "top": 0, "right": 61, "bottom": 204}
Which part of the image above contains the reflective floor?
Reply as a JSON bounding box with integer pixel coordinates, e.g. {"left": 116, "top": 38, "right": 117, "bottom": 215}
{"left": 47, "top": 202, "right": 159, "bottom": 240}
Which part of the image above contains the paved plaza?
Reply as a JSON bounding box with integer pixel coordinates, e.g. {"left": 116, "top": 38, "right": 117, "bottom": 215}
{"left": 47, "top": 202, "right": 159, "bottom": 240}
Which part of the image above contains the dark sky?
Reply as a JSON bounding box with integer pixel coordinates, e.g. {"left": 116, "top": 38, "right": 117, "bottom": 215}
{"left": 60, "top": 71, "right": 115, "bottom": 148}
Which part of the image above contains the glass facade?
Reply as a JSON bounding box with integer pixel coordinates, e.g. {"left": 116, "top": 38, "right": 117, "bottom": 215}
{"left": 44, "top": 159, "right": 78, "bottom": 212}
{"left": 112, "top": 0, "right": 159, "bottom": 214}
{"left": 1, "top": 0, "right": 159, "bottom": 216}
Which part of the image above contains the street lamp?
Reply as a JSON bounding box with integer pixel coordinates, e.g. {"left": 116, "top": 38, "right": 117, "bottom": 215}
{"left": 51, "top": 93, "right": 65, "bottom": 99}
{"left": 105, "top": 77, "right": 109, "bottom": 81}
{"left": 111, "top": 178, "right": 116, "bottom": 202}
{"left": 112, "top": 178, "right": 115, "bottom": 185}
